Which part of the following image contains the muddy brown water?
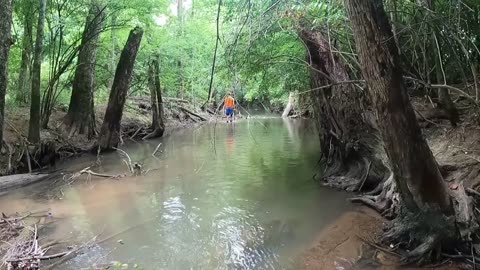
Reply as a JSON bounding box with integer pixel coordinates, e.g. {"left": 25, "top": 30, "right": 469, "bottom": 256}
{"left": 0, "top": 118, "right": 351, "bottom": 269}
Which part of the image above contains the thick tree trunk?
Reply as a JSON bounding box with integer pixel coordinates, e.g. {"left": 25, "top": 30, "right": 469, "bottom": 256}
{"left": 300, "top": 27, "right": 385, "bottom": 192}
{"left": 0, "top": 0, "right": 13, "bottom": 146}
{"left": 97, "top": 27, "right": 143, "bottom": 151}
{"left": 281, "top": 92, "right": 295, "bottom": 118}
{"left": 16, "top": 1, "right": 33, "bottom": 105}
{"left": 144, "top": 58, "right": 165, "bottom": 140}
{"left": 345, "top": 0, "right": 451, "bottom": 213}
{"left": 64, "top": 1, "right": 105, "bottom": 139}
{"left": 28, "top": 0, "right": 46, "bottom": 143}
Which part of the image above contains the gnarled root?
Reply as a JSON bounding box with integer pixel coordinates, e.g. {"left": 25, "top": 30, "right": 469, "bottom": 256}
{"left": 381, "top": 208, "right": 457, "bottom": 265}
{"left": 350, "top": 173, "right": 400, "bottom": 218}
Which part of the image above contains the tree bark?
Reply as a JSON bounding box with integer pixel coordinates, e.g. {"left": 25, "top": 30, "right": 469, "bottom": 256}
{"left": 144, "top": 58, "right": 165, "bottom": 139}
{"left": 97, "top": 27, "right": 143, "bottom": 151}
{"left": 0, "top": 0, "right": 13, "bottom": 146}
{"left": 64, "top": 1, "right": 105, "bottom": 139}
{"left": 28, "top": 0, "right": 47, "bottom": 143}
{"left": 299, "top": 26, "right": 384, "bottom": 191}
{"left": 16, "top": 0, "right": 34, "bottom": 105}
{"left": 345, "top": 0, "right": 451, "bottom": 213}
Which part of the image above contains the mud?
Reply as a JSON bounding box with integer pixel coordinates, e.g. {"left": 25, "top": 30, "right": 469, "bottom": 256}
{"left": 298, "top": 208, "right": 463, "bottom": 270}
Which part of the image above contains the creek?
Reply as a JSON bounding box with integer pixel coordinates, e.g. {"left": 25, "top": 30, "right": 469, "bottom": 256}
{"left": 0, "top": 117, "right": 351, "bottom": 269}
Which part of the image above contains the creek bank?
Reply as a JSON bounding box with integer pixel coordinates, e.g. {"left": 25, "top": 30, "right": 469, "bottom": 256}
{"left": 0, "top": 97, "right": 211, "bottom": 187}
{"left": 298, "top": 207, "right": 461, "bottom": 270}
{"left": 303, "top": 98, "right": 480, "bottom": 269}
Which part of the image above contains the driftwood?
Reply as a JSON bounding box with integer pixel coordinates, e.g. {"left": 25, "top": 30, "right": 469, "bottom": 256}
{"left": 178, "top": 106, "right": 208, "bottom": 121}
{"left": 63, "top": 167, "right": 125, "bottom": 184}
{"left": 129, "top": 96, "right": 188, "bottom": 104}
{"left": 0, "top": 173, "right": 50, "bottom": 192}
{"left": 282, "top": 92, "right": 295, "bottom": 118}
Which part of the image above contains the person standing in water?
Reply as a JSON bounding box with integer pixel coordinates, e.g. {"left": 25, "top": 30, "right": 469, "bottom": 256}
{"left": 223, "top": 91, "right": 235, "bottom": 123}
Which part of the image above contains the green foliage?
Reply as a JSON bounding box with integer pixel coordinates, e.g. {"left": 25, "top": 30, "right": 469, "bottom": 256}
{"left": 4, "top": 0, "right": 480, "bottom": 116}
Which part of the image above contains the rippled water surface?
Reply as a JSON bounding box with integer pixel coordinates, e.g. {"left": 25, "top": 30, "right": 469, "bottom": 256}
{"left": 0, "top": 118, "right": 351, "bottom": 269}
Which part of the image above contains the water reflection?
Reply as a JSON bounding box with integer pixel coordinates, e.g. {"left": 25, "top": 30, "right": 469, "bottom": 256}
{"left": 0, "top": 118, "right": 350, "bottom": 269}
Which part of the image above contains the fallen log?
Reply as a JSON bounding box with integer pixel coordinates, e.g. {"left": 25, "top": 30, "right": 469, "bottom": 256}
{"left": 206, "top": 108, "right": 215, "bottom": 115}
{"left": 129, "top": 96, "right": 189, "bottom": 103}
{"left": 178, "top": 106, "right": 208, "bottom": 121}
{"left": 0, "top": 173, "right": 51, "bottom": 193}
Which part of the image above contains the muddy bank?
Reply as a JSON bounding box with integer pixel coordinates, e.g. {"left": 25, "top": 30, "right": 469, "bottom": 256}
{"left": 298, "top": 208, "right": 462, "bottom": 270}
{"left": 301, "top": 99, "right": 480, "bottom": 269}
{"left": 0, "top": 97, "right": 211, "bottom": 178}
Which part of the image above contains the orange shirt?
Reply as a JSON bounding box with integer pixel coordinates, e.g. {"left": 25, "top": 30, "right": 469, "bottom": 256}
{"left": 224, "top": 96, "right": 235, "bottom": 108}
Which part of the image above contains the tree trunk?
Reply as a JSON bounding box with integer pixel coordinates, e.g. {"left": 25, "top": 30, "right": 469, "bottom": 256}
{"left": 0, "top": 0, "right": 13, "bottom": 146}
{"left": 97, "top": 27, "right": 143, "bottom": 151}
{"left": 16, "top": 0, "right": 33, "bottom": 105}
{"left": 299, "top": 26, "right": 384, "bottom": 192}
{"left": 177, "top": 0, "right": 184, "bottom": 99}
{"left": 144, "top": 58, "right": 165, "bottom": 139}
{"left": 345, "top": 0, "right": 451, "bottom": 213}
{"left": 107, "top": 13, "right": 118, "bottom": 90}
{"left": 203, "top": 0, "right": 221, "bottom": 109}
{"left": 281, "top": 92, "right": 295, "bottom": 118}
{"left": 28, "top": 0, "right": 46, "bottom": 143}
{"left": 63, "top": 1, "right": 105, "bottom": 139}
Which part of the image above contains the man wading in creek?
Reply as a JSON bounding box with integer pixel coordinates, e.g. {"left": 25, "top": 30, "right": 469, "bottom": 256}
{"left": 223, "top": 91, "right": 235, "bottom": 123}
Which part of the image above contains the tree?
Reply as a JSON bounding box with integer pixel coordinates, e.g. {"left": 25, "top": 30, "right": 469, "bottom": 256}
{"left": 97, "top": 27, "right": 143, "bottom": 151}
{"left": 0, "top": 0, "right": 13, "bottom": 146}
{"left": 63, "top": 1, "right": 105, "bottom": 139}
{"left": 345, "top": 0, "right": 456, "bottom": 260}
{"left": 203, "top": 0, "right": 221, "bottom": 108}
{"left": 299, "top": 26, "right": 381, "bottom": 192}
{"left": 143, "top": 57, "right": 165, "bottom": 140}
{"left": 177, "top": 0, "right": 185, "bottom": 99}
{"left": 16, "top": 0, "right": 34, "bottom": 104}
{"left": 28, "top": 0, "right": 47, "bottom": 143}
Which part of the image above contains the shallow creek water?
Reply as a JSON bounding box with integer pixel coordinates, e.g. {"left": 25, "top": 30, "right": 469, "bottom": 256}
{"left": 0, "top": 118, "right": 351, "bottom": 269}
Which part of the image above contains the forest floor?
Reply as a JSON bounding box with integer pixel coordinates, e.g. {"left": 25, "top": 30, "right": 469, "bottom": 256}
{"left": 298, "top": 98, "right": 480, "bottom": 270}
{"left": 0, "top": 97, "right": 211, "bottom": 177}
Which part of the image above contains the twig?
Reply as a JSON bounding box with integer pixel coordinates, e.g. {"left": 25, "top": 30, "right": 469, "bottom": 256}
{"left": 152, "top": 143, "right": 162, "bottom": 157}
{"left": 129, "top": 126, "right": 143, "bottom": 139}
{"left": 2, "top": 140, "right": 13, "bottom": 173}
{"left": 112, "top": 147, "right": 133, "bottom": 174}
{"left": 25, "top": 145, "right": 32, "bottom": 173}
{"left": 294, "top": 80, "right": 365, "bottom": 96}
{"left": 7, "top": 251, "right": 68, "bottom": 262}
{"left": 356, "top": 234, "right": 401, "bottom": 257}
{"left": 404, "top": 76, "right": 477, "bottom": 104}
